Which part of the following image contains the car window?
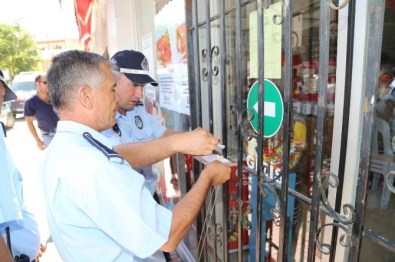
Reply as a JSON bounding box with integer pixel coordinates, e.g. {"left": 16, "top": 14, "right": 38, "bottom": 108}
{"left": 12, "top": 81, "right": 35, "bottom": 91}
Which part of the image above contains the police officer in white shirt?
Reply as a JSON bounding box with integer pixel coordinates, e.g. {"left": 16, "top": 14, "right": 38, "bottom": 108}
{"left": 41, "top": 50, "right": 230, "bottom": 261}
{"left": 0, "top": 69, "right": 41, "bottom": 262}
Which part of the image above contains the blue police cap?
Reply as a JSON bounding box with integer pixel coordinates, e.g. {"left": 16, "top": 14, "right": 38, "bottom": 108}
{"left": 111, "top": 50, "right": 158, "bottom": 86}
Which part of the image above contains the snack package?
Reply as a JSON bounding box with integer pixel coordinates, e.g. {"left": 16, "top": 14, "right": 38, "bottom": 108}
{"left": 262, "top": 115, "right": 307, "bottom": 171}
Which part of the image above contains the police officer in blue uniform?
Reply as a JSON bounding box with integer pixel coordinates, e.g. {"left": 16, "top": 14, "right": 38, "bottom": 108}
{"left": 101, "top": 50, "right": 170, "bottom": 196}
{"left": 0, "top": 69, "right": 41, "bottom": 262}
{"left": 42, "top": 50, "right": 230, "bottom": 261}
{"left": 102, "top": 50, "right": 212, "bottom": 202}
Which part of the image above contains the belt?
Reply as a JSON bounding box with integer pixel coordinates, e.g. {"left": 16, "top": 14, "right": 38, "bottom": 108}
{"left": 41, "top": 129, "right": 56, "bottom": 134}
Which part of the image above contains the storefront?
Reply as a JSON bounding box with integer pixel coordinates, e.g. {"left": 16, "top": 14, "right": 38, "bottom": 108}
{"left": 87, "top": 0, "right": 395, "bottom": 260}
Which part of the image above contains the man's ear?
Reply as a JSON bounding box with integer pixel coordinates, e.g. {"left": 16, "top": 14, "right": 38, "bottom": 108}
{"left": 78, "top": 85, "right": 94, "bottom": 109}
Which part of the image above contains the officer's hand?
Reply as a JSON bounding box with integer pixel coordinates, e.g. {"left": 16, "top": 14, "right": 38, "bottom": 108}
{"left": 203, "top": 161, "right": 231, "bottom": 186}
{"left": 176, "top": 127, "right": 219, "bottom": 155}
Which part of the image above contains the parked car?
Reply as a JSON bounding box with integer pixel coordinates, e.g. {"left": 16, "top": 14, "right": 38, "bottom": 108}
{"left": 9, "top": 72, "right": 43, "bottom": 116}
{"left": 0, "top": 102, "right": 16, "bottom": 129}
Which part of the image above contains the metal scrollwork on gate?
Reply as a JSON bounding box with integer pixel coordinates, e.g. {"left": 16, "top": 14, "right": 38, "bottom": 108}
{"left": 260, "top": 182, "right": 281, "bottom": 220}
{"left": 241, "top": 108, "right": 255, "bottom": 141}
{"left": 328, "top": 0, "right": 350, "bottom": 10}
{"left": 229, "top": 104, "right": 256, "bottom": 141}
{"left": 202, "top": 68, "right": 208, "bottom": 79}
{"left": 272, "top": 14, "right": 284, "bottom": 25}
{"left": 229, "top": 104, "right": 238, "bottom": 135}
{"left": 200, "top": 47, "right": 220, "bottom": 81}
{"left": 319, "top": 172, "right": 355, "bottom": 225}
{"left": 201, "top": 48, "right": 208, "bottom": 61}
{"left": 269, "top": 0, "right": 287, "bottom": 25}
{"left": 211, "top": 46, "right": 220, "bottom": 76}
{"left": 201, "top": 49, "right": 208, "bottom": 81}
{"left": 316, "top": 223, "right": 353, "bottom": 255}
{"left": 314, "top": 171, "right": 355, "bottom": 254}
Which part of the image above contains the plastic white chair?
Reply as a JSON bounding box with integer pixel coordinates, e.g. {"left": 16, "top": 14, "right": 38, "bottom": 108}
{"left": 370, "top": 117, "right": 395, "bottom": 209}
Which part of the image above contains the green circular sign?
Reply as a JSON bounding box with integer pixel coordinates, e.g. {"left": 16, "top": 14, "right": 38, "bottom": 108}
{"left": 247, "top": 79, "right": 284, "bottom": 138}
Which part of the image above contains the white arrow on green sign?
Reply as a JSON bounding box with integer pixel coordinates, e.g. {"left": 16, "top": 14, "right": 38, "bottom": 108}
{"left": 247, "top": 79, "right": 284, "bottom": 138}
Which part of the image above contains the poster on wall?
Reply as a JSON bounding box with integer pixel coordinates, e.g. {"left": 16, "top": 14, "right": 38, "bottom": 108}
{"left": 173, "top": 64, "right": 190, "bottom": 115}
{"left": 141, "top": 32, "right": 155, "bottom": 77}
{"left": 158, "top": 74, "right": 176, "bottom": 111}
{"left": 155, "top": 0, "right": 190, "bottom": 116}
{"left": 249, "top": 2, "right": 282, "bottom": 79}
{"left": 141, "top": 32, "right": 157, "bottom": 116}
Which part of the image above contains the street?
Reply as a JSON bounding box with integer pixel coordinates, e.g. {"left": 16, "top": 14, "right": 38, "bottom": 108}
{"left": 4, "top": 116, "right": 61, "bottom": 261}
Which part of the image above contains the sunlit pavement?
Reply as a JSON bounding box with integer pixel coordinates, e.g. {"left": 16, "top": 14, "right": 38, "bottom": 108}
{"left": 5, "top": 117, "right": 62, "bottom": 261}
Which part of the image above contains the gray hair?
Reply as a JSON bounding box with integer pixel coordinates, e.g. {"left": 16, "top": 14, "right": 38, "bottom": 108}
{"left": 112, "top": 68, "right": 122, "bottom": 81}
{"left": 47, "top": 50, "right": 116, "bottom": 111}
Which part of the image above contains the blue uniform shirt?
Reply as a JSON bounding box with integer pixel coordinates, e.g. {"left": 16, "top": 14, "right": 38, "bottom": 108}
{"left": 102, "top": 106, "right": 166, "bottom": 195}
{"left": 0, "top": 127, "right": 40, "bottom": 259}
{"left": 41, "top": 121, "right": 171, "bottom": 261}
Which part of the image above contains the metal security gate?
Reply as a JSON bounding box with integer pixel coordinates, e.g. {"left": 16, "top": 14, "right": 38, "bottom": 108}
{"left": 183, "top": 0, "right": 395, "bottom": 261}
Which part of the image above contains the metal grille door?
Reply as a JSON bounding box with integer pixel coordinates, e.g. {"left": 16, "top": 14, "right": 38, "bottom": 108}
{"left": 184, "top": 0, "right": 395, "bottom": 261}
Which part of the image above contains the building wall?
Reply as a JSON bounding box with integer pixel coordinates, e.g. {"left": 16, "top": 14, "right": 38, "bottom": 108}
{"left": 101, "top": 0, "right": 152, "bottom": 57}
{"left": 92, "top": 0, "right": 156, "bottom": 72}
{"left": 36, "top": 39, "right": 82, "bottom": 72}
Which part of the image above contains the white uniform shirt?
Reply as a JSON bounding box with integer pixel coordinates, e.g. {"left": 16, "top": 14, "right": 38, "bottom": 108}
{"left": 41, "top": 121, "right": 172, "bottom": 261}
{"left": 102, "top": 106, "right": 166, "bottom": 195}
{"left": 0, "top": 127, "right": 40, "bottom": 259}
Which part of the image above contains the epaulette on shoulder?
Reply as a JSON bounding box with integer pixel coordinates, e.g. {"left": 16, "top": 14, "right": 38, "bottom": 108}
{"left": 1, "top": 122, "right": 6, "bottom": 137}
{"left": 83, "top": 132, "right": 123, "bottom": 163}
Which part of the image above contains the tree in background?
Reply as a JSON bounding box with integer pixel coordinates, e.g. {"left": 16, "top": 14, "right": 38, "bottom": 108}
{"left": 0, "top": 23, "right": 40, "bottom": 80}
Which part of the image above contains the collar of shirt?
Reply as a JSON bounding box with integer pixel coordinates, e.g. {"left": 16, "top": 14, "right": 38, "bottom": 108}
{"left": 57, "top": 121, "right": 115, "bottom": 149}
{"left": 115, "top": 107, "right": 139, "bottom": 120}
{"left": 115, "top": 111, "right": 124, "bottom": 121}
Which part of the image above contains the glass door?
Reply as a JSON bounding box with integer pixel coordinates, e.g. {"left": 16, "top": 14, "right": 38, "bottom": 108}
{"left": 183, "top": 0, "right": 395, "bottom": 261}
